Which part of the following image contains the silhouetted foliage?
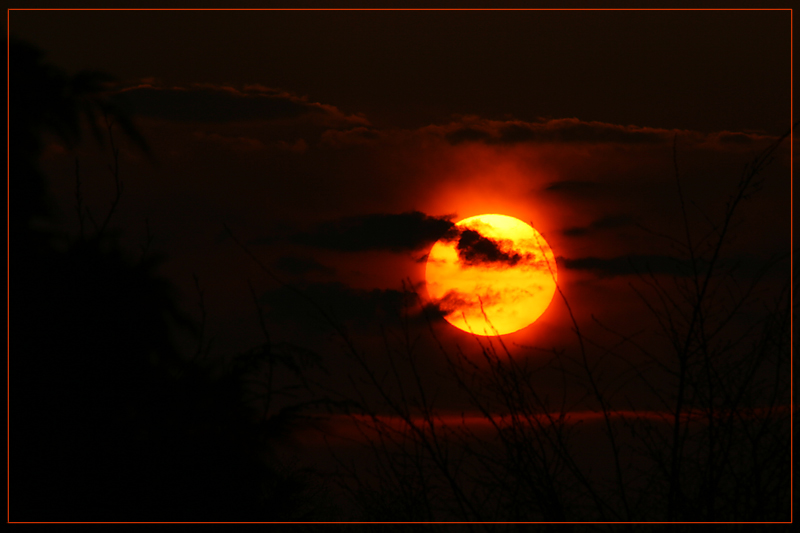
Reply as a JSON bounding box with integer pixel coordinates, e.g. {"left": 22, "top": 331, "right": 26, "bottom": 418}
{"left": 11, "top": 40, "right": 326, "bottom": 522}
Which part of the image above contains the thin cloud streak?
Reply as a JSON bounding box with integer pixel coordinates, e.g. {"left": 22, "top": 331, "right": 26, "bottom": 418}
{"left": 112, "top": 81, "right": 369, "bottom": 127}
{"left": 308, "top": 406, "right": 792, "bottom": 444}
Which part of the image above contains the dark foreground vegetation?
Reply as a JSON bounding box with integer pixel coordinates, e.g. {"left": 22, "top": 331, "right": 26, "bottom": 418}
{"left": 11, "top": 39, "right": 333, "bottom": 522}
{"left": 11, "top": 40, "right": 793, "bottom": 524}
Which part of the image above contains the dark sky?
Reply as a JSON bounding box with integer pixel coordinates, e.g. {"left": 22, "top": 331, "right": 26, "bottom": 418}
{"left": 12, "top": 9, "right": 791, "bottom": 133}
{"left": 11, "top": 7, "right": 793, "bottom": 443}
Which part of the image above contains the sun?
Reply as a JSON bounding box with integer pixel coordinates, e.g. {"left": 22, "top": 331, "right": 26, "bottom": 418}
{"left": 425, "top": 214, "right": 557, "bottom": 336}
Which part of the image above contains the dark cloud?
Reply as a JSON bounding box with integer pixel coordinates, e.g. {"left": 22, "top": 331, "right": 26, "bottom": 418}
{"left": 562, "top": 214, "right": 633, "bottom": 238}
{"left": 418, "top": 301, "right": 450, "bottom": 321}
{"left": 293, "top": 211, "right": 456, "bottom": 252}
{"left": 111, "top": 83, "right": 366, "bottom": 125}
{"left": 545, "top": 180, "right": 601, "bottom": 194}
{"left": 452, "top": 229, "right": 524, "bottom": 268}
{"left": 558, "top": 254, "right": 776, "bottom": 280}
{"left": 417, "top": 290, "right": 494, "bottom": 324}
{"left": 532, "top": 120, "right": 667, "bottom": 145}
{"left": 435, "top": 290, "right": 473, "bottom": 317}
{"left": 444, "top": 118, "right": 671, "bottom": 146}
{"left": 493, "top": 123, "right": 540, "bottom": 144}
{"left": 321, "top": 127, "right": 382, "bottom": 147}
{"left": 192, "top": 130, "right": 266, "bottom": 151}
{"left": 273, "top": 256, "right": 335, "bottom": 277}
{"left": 558, "top": 254, "right": 693, "bottom": 278}
{"left": 426, "top": 288, "right": 510, "bottom": 327}
{"left": 261, "top": 282, "right": 417, "bottom": 329}
{"left": 113, "top": 85, "right": 308, "bottom": 123}
{"left": 590, "top": 214, "right": 633, "bottom": 229}
{"left": 562, "top": 227, "right": 590, "bottom": 237}
{"left": 437, "top": 118, "right": 777, "bottom": 151}
{"left": 444, "top": 127, "right": 492, "bottom": 144}
{"left": 715, "top": 131, "right": 758, "bottom": 145}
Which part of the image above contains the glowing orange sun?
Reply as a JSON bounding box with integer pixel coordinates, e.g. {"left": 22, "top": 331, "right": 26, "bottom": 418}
{"left": 425, "top": 214, "right": 557, "bottom": 336}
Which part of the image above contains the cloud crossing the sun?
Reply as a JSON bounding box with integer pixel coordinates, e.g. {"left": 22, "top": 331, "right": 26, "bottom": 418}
{"left": 292, "top": 211, "right": 456, "bottom": 252}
